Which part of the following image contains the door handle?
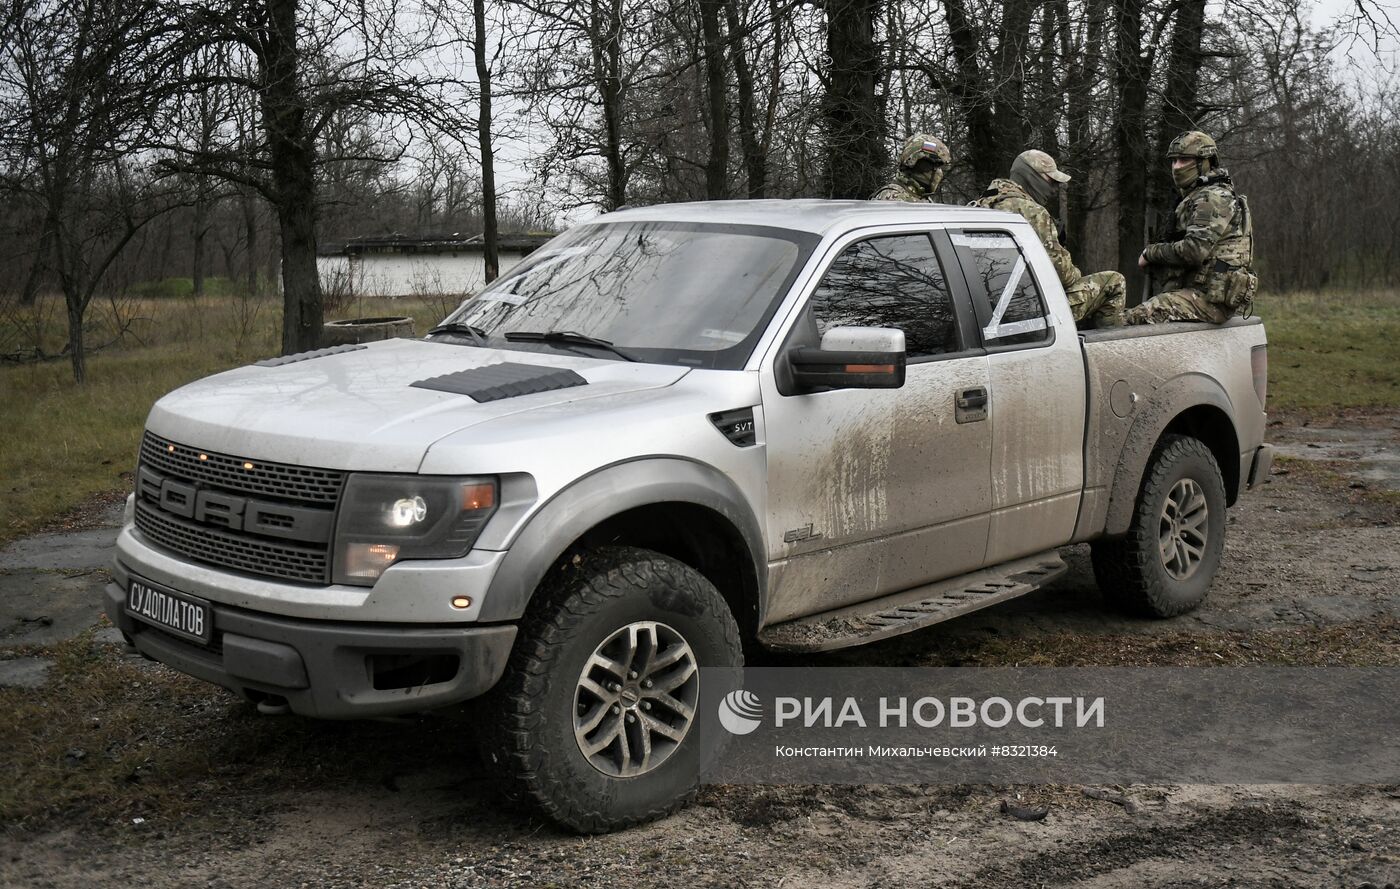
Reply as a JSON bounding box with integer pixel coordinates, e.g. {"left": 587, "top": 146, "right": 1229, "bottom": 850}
{"left": 955, "top": 387, "right": 989, "bottom": 424}
{"left": 956, "top": 388, "right": 988, "bottom": 409}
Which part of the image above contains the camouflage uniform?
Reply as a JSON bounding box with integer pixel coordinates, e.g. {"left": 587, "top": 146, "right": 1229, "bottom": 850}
{"left": 972, "top": 151, "right": 1126, "bottom": 328}
{"left": 1126, "top": 132, "right": 1257, "bottom": 325}
{"left": 872, "top": 134, "right": 951, "bottom": 203}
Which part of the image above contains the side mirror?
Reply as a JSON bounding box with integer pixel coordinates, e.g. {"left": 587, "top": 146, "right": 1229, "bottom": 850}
{"left": 787, "top": 326, "right": 907, "bottom": 392}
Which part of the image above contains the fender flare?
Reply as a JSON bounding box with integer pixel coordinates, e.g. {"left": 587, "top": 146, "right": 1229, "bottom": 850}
{"left": 478, "top": 458, "right": 766, "bottom": 623}
{"left": 1103, "top": 372, "right": 1238, "bottom": 536}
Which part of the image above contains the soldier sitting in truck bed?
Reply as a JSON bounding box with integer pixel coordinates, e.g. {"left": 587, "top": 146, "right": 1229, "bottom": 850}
{"left": 1128, "top": 131, "right": 1258, "bottom": 325}
{"left": 973, "top": 150, "right": 1126, "bottom": 329}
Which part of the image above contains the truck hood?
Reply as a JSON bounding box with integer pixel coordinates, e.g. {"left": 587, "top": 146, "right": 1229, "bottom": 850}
{"left": 145, "top": 339, "right": 690, "bottom": 471}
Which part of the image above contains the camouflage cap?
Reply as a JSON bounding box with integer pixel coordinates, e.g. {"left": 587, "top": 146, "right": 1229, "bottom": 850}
{"left": 897, "top": 133, "right": 952, "bottom": 169}
{"left": 1167, "top": 130, "right": 1218, "bottom": 160}
{"left": 1015, "top": 149, "right": 1071, "bottom": 183}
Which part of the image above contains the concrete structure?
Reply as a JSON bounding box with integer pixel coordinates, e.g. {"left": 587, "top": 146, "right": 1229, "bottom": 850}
{"left": 317, "top": 232, "right": 552, "bottom": 298}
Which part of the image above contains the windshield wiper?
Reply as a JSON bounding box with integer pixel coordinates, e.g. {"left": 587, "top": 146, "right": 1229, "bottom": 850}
{"left": 426, "top": 322, "right": 489, "bottom": 345}
{"left": 502, "top": 330, "right": 638, "bottom": 362}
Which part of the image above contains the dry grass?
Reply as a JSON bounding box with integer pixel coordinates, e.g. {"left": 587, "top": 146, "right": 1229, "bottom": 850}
{"left": 1254, "top": 288, "right": 1400, "bottom": 413}
{"left": 0, "top": 292, "right": 449, "bottom": 544}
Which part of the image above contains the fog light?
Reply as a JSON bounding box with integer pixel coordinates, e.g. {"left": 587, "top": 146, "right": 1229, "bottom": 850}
{"left": 343, "top": 543, "right": 400, "bottom": 579}
{"left": 390, "top": 496, "right": 428, "bottom": 527}
{"left": 450, "top": 596, "right": 472, "bottom": 610}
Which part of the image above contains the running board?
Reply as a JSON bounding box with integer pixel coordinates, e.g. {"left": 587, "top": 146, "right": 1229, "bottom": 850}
{"left": 758, "top": 551, "right": 1067, "bottom": 653}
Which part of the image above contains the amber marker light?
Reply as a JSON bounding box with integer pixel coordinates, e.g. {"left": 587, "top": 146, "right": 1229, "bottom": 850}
{"left": 167, "top": 444, "right": 175, "bottom": 453}
{"left": 451, "top": 596, "right": 472, "bottom": 610}
{"left": 243, "top": 462, "right": 255, "bottom": 470}
{"left": 199, "top": 453, "right": 209, "bottom": 461}
{"left": 462, "top": 482, "right": 495, "bottom": 510}
{"left": 845, "top": 364, "right": 895, "bottom": 374}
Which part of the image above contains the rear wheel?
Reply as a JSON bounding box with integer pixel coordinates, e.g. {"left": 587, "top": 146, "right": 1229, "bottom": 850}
{"left": 1092, "top": 434, "right": 1227, "bottom": 618}
{"left": 488, "top": 546, "right": 741, "bottom": 833}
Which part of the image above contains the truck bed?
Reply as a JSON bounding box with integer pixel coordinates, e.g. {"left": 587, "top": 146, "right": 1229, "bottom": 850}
{"left": 1073, "top": 316, "right": 1268, "bottom": 543}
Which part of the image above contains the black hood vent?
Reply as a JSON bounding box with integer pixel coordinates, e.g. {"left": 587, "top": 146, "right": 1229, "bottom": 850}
{"left": 411, "top": 362, "right": 588, "bottom": 403}
{"left": 255, "top": 344, "right": 367, "bottom": 367}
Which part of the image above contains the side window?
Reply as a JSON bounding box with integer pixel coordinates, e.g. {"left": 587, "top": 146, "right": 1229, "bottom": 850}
{"left": 951, "top": 231, "right": 1050, "bottom": 347}
{"left": 807, "top": 234, "right": 959, "bottom": 359}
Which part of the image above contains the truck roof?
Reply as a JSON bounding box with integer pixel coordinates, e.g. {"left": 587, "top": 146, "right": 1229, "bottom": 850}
{"left": 598, "top": 199, "right": 1026, "bottom": 235}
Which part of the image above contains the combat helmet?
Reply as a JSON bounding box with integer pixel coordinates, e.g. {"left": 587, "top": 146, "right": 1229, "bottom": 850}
{"left": 896, "top": 133, "right": 952, "bottom": 195}
{"left": 1166, "top": 130, "right": 1218, "bottom": 160}
{"left": 1167, "top": 131, "right": 1218, "bottom": 191}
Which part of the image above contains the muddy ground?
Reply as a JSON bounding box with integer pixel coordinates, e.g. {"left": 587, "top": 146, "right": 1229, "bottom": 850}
{"left": 2, "top": 411, "right": 1399, "bottom": 888}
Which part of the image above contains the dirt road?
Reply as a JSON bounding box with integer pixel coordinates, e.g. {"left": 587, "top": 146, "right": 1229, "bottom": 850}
{"left": 2, "top": 412, "right": 1398, "bottom": 888}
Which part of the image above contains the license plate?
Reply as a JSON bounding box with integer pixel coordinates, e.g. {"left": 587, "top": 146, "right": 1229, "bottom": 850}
{"left": 126, "top": 577, "right": 212, "bottom": 644}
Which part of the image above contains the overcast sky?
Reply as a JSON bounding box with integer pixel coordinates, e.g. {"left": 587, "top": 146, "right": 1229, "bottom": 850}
{"left": 1310, "top": 0, "right": 1400, "bottom": 77}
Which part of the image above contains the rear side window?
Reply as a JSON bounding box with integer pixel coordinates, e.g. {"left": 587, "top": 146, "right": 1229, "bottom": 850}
{"left": 807, "top": 233, "right": 960, "bottom": 358}
{"left": 951, "top": 231, "right": 1050, "bottom": 347}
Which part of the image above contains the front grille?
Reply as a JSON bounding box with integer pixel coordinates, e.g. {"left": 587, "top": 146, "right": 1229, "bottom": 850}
{"left": 140, "top": 433, "right": 345, "bottom": 505}
{"left": 136, "top": 501, "right": 329, "bottom": 583}
{"left": 135, "top": 432, "right": 340, "bottom": 584}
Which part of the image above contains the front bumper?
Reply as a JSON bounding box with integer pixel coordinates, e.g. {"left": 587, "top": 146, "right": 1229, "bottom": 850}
{"left": 113, "top": 516, "right": 506, "bottom": 624}
{"left": 104, "top": 582, "right": 516, "bottom": 718}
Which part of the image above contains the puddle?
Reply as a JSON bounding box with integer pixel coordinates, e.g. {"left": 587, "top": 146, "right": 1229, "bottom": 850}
{"left": 1272, "top": 425, "right": 1400, "bottom": 492}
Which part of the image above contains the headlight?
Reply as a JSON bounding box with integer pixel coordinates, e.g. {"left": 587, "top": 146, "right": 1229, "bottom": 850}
{"left": 332, "top": 474, "right": 498, "bottom": 586}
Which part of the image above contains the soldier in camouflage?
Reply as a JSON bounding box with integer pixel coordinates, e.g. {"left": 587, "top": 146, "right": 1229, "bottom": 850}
{"left": 1126, "top": 131, "right": 1257, "bottom": 325}
{"left": 873, "top": 134, "right": 951, "bottom": 203}
{"left": 972, "top": 150, "right": 1126, "bottom": 328}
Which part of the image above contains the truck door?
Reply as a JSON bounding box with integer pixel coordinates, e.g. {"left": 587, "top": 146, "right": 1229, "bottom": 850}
{"left": 759, "top": 230, "right": 993, "bottom": 625}
{"left": 947, "top": 229, "right": 1087, "bottom": 565}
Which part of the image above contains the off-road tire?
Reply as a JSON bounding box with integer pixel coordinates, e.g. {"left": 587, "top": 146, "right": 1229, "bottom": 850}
{"left": 1091, "top": 434, "right": 1228, "bottom": 618}
{"left": 487, "top": 545, "right": 742, "bottom": 833}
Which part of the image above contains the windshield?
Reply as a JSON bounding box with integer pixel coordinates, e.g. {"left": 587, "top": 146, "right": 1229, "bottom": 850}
{"left": 435, "top": 221, "right": 819, "bottom": 368}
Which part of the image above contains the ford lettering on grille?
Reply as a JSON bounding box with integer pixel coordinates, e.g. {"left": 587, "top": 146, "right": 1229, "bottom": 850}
{"left": 136, "top": 465, "right": 333, "bottom": 543}
{"left": 133, "top": 436, "right": 340, "bottom": 584}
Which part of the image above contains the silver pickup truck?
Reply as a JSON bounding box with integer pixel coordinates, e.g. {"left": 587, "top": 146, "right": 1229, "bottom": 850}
{"left": 104, "top": 200, "right": 1271, "bottom": 832}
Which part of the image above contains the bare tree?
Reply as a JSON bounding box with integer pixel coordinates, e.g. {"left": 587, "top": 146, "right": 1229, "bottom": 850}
{"left": 0, "top": 0, "right": 174, "bottom": 382}
{"left": 148, "top": 0, "right": 474, "bottom": 353}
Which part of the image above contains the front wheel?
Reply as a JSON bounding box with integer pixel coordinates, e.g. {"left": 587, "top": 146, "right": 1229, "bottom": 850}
{"left": 1091, "top": 434, "right": 1228, "bottom": 618}
{"left": 488, "top": 546, "right": 742, "bottom": 833}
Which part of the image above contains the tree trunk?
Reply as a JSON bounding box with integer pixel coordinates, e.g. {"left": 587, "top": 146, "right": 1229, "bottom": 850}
{"left": 262, "top": 0, "right": 322, "bottom": 353}
{"left": 991, "top": 0, "right": 1035, "bottom": 177}
{"left": 192, "top": 191, "right": 207, "bottom": 297}
{"left": 944, "top": 0, "right": 998, "bottom": 186}
{"left": 66, "top": 296, "right": 86, "bottom": 385}
{"left": 19, "top": 219, "right": 54, "bottom": 307}
{"left": 242, "top": 190, "right": 259, "bottom": 296}
{"left": 1113, "top": 0, "right": 1149, "bottom": 303}
{"left": 273, "top": 193, "right": 320, "bottom": 352}
{"left": 1065, "top": 0, "right": 1106, "bottom": 258}
{"left": 699, "top": 0, "right": 730, "bottom": 199}
{"left": 1151, "top": 0, "right": 1206, "bottom": 230}
{"left": 591, "top": 0, "right": 627, "bottom": 210}
{"left": 823, "top": 0, "right": 886, "bottom": 199}
{"left": 724, "top": 0, "right": 766, "bottom": 198}
{"left": 473, "top": 0, "right": 500, "bottom": 283}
